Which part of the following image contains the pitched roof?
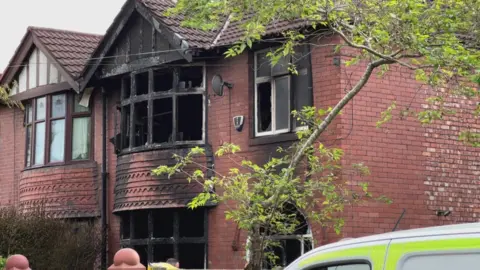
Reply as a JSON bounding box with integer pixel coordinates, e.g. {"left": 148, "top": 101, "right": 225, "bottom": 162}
{"left": 29, "top": 27, "right": 103, "bottom": 78}
{"left": 140, "top": 0, "right": 220, "bottom": 48}
{"left": 0, "top": 27, "right": 102, "bottom": 88}
{"left": 138, "top": 0, "right": 307, "bottom": 49}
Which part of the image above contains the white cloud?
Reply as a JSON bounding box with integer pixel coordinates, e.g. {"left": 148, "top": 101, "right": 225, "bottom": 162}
{"left": 0, "top": 0, "right": 124, "bottom": 73}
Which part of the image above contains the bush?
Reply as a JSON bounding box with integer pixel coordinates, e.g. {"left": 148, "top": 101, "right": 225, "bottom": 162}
{"left": 0, "top": 207, "right": 101, "bottom": 270}
{"left": 0, "top": 256, "right": 6, "bottom": 269}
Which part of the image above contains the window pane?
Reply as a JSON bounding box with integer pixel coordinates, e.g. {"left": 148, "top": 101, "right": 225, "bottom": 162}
{"left": 272, "top": 55, "right": 290, "bottom": 76}
{"left": 34, "top": 122, "right": 45, "bottom": 165}
{"left": 293, "top": 68, "right": 312, "bottom": 128}
{"left": 50, "top": 119, "right": 65, "bottom": 162}
{"left": 72, "top": 117, "right": 91, "bottom": 160}
{"left": 19, "top": 68, "right": 27, "bottom": 92}
{"left": 121, "top": 106, "right": 131, "bottom": 149}
{"left": 38, "top": 50, "right": 48, "bottom": 86}
{"left": 293, "top": 44, "right": 310, "bottom": 70}
{"left": 51, "top": 94, "right": 66, "bottom": 118}
{"left": 26, "top": 126, "right": 32, "bottom": 167}
{"left": 35, "top": 97, "right": 46, "bottom": 120}
{"left": 28, "top": 49, "right": 38, "bottom": 89}
{"left": 25, "top": 104, "right": 32, "bottom": 123}
{"left": 257, "top": 82, "right": 272, "bottom": 133}
{"left": 74, "top": 94, "right": 89, "bottom": 113}
{"left": 275, "top": 76, "right": 290, "bottom": 131}
{"left": 256, "top": 52, "right": 271, "bottom": 77}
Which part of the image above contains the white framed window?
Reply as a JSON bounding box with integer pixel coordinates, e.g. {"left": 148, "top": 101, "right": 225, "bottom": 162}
{"left": 254, "top": 45, "right": 312, "bottom": 137}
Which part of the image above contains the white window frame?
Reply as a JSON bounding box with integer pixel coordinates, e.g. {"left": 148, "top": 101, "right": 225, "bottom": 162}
{"left": 254, "top": 48, "right": 310, "bottom": 137}
{"left": 254, "top": 49, "right": 292, "bottom": 137}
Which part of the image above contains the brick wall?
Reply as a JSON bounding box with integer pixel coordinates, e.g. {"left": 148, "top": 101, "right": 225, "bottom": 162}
{"left": 336, "top": 55, "right": 480, "bottom": 240}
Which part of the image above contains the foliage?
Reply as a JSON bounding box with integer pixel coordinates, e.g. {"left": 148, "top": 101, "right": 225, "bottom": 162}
{"left": 0, "top": 207, "right": 101, "bottom": 270}
{"left": 153, "top": 108, "right": 391, "bottom": 269}
{"left": 0, "top": 256, "right": 6, "bottom": 269}
{"left": 0, "top": 84, "right": 23, "bottom": 109}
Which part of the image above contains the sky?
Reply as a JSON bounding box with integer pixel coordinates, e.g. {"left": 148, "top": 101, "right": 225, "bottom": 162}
{"left": 0, "top": 0, "right": 125, "bottom": 73}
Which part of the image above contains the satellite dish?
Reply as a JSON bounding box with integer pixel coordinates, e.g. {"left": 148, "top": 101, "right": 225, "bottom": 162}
{"left": 212, "top": 74, "right": 233, "bottom": 96}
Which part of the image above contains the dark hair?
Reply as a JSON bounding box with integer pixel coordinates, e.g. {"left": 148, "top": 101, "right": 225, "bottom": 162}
{"left": 166, "top": 258, "right": 179, "bottom": 266}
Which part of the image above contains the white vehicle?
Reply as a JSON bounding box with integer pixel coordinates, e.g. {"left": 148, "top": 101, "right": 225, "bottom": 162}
{"left": 285, "top": 223, "right": 480, "bottom": 270}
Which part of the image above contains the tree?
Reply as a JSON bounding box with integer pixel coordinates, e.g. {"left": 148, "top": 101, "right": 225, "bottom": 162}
{"left": 153, "top": 1, "right": 479, "bottom": 269}
{"left": 0, "top": 84, "right": 23, "bottom": 109}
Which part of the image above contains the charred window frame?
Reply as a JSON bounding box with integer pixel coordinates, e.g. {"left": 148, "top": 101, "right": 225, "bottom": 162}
{"left": 24, "top": 93, "right": 92, "bottom": 168}
{"left": 119, "top": 208, "right": 209, "bottom": 268}
{"left": 254, "top": 45, "right": 313, "bottom": 137}
{"left": 119, "top": 64, "right": 206, "bottom": 154}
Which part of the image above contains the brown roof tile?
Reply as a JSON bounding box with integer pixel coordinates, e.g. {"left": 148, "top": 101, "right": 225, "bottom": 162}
{"left": 139, "top": 0, "right": 221, "bottom": 48}
{"left": 138, "top": 0, "right": 309, "bottom": 49}
{"left": 30, "top": 27, "right": 103, "bottom": 78}
{"left": 215, "top": 17, "right": 309, "bottom": 47}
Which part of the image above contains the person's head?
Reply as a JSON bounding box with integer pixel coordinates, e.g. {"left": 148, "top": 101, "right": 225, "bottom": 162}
{"left": 166, "top": 258, "right": 179, "bottom": 268}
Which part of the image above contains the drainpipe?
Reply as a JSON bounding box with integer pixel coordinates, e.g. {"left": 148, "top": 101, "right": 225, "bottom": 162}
{"left": 101, "top": 86, "right": 108, "bottom": 269}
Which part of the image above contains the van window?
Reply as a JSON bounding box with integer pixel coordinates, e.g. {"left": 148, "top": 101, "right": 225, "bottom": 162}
{"left": 310, "top": 263, "right": 370, "bottom": 270}
{"left": 401, "top": 253, "right": 480, "bottom": 270}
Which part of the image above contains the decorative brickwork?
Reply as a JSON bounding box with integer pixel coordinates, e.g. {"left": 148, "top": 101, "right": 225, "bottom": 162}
{"left": 19, "top": 162, "right": 99, "bottom": 218}
{"left": 114, "top": 150, "right": 206, "bottom": 212}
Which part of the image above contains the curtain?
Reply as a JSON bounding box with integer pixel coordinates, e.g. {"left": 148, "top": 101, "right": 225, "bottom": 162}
{"left": 72, "top": 117, "right": 91, "bottom": 160}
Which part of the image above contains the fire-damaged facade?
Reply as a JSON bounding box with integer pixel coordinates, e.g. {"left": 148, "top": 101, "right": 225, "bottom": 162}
{"left": 1, "top": 0, "right": 479, "bottom": 269}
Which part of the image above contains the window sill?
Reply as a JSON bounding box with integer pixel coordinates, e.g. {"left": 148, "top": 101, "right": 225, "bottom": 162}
{"left": 118, "top": 141, "right": 206, "bottom": 156}
{"left": 249, "top": 132, "right": 298, "bottom": 146}
{"left": 22, "top": 160, "right": 96, "bottom": 172}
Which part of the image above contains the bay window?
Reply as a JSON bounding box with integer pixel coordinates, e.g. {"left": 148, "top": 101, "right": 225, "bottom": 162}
{"left": 25, "top": 93, "right": 92, "bottom": 167}
{"left": 254, "top": 45, "right": 313, "bottom": 137}
{"left": 118, "top": 64, "right": 206, "bottom": 153}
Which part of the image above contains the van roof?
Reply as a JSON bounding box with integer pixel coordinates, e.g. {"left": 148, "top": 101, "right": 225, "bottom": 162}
{"left": 308, "top": 222, "right": 480, "bottom": 255}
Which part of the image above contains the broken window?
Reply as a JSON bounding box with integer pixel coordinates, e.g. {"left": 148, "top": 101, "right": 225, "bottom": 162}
{"left": 152, "top": 98, "right": 173, "bottom": 144}
{"left": 154, "top": 69, "right": 174, "bottom": 92}
{"left": 133, "top": 101, "right": 148, "bottom": 147}
{"left": 120, "top": 208, "right": 208, "bottom": 269}
{"left": 178, "top": 66, "right": 204, "bottom": 89}
{"left": 177, "top": 95, "right": 203, "bottom": 141}
{"left": 254, "top": 45, "right": 313, "bottom": 137}
{"left": 135, "top": 72, "right": 149, "bottom": 96}
{"left": 120, "top": 65, "right": 205, "bottom": 152}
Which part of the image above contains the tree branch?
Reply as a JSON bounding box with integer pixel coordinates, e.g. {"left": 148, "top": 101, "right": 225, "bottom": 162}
{"left": 262, "top": 57, "right": 394, "bottom": 209}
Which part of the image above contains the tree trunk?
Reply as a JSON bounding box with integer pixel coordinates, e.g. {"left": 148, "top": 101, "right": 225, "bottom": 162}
{"left": 245, "top": 231, "right": 264, "bottom": 270}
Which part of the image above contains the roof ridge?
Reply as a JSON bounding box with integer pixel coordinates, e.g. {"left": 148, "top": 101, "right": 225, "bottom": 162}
{"left": 27, "top": 26, "right": 103, "bottom": 38}
{"left": 211, "top": 14, "right": 232, "bottom": 47}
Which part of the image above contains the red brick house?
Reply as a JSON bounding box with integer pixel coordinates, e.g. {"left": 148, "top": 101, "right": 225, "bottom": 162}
{"left": 1, "top": 0, "right": 479, "bottom": 269}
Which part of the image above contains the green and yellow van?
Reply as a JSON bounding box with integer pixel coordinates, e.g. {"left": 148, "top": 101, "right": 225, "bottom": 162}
{"left": 285, "top": 223, "right": 480, "bottom": 270}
